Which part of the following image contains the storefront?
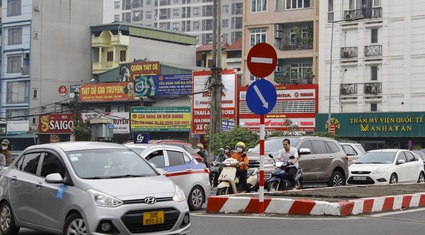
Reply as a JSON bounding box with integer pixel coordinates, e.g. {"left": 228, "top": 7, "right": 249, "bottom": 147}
{"left": 316, "top": 112, "right": 425, "bottom": 150}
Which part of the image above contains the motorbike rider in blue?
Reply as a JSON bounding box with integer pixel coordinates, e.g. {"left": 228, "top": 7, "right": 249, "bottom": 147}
{"left": 275, "top": 138, "right": 299, "bottom": 189}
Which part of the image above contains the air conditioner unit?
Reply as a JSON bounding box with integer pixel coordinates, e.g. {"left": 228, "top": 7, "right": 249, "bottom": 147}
{"left": 34, "top": 4, "right": 40, "bottom": 12}
{"left": 23, "top": 53, "right": 30, "bottom": 60}
{"left": 275, "top": 66, "right": 282, "bottom": 72}
{"left": 274, "top": 24, "right": 282, "bottom": 31}
{"left": 275, "top": 32, "right": 283, "bottom": 39}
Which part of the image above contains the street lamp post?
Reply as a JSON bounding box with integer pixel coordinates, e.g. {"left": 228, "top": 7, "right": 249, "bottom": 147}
{"left": 328, "top": 20, "right": 345, "bottom": 132}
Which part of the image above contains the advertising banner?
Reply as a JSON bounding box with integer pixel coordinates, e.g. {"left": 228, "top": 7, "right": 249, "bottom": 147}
{"left": 80, "top": 112, "right": 130, "bottom": 134}
{"left": 135, "top": 74, "right": 192, "bottom": 96}
{"left": 192, "top": 69, "right": 238, "bottom": 134}
{"left": 131, "top": 106, "right": 191, "bottom": 132}
{"left": 129, "top": 61, "right": 160, "bottom": 82}
{"left": 239, "top": 84, "right": 318, "bottom": 131}
{"left": 6, "top": 120, "right": 29, "bottom": 134}
{"left": 78, "top": 82, "right": 135, "bottom": 102}
{"left": 316, "top": 112, "right": 425, "bottom": 137}
{"left": 39, "top": 113, "right": 74, "bottom": 134}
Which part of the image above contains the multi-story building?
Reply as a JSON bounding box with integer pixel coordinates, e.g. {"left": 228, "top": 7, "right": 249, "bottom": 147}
{"left": 0, "top": 0, "right": 104, "bottom": 149}
{"left": 102, "top": 0, "right": 243, "bottom": 45}
{"left": 240, "top": 0, "right": 318, "bottom": 133}
{"left": 317, "top": 0, "right": 425, "bottom": 149}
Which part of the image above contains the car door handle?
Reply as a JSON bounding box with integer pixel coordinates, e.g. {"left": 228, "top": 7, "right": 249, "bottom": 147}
{"left": 186, "top": 168, "right": 193, "bottom": 171}
{"left": 11, "top": 176, "right": 17, "bottom": 182}
{"left": 36, "top": 182, "right": 43, "bottom": 189}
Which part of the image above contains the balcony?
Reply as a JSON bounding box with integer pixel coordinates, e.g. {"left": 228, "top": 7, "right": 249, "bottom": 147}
{"left": 110, "top": 33, "right": 130, "bottom": 47}
{"left": 340, "top": 47, "right": 358, "bottom": 59}
{"left": 274, "top": 72, "right": 313, "bottom": 85}
{"left": 364, "top": 45, "right": 382, "bottom": 57}
{"left": 344, "top": 7, "right": 382, "bottom": 21}
{"left": 92, "top": 61, "right": 119, "bottom": 74}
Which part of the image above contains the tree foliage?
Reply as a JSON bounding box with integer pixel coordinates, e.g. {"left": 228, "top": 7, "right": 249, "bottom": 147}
{"left": 206, "top": 127, "right": 259, "bottom": 155}
{"left": 72, "top": 119, "right": 92, "bottom": 141}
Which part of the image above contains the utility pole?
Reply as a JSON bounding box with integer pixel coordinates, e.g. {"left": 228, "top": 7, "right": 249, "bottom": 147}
{"left": 209, "top": 0, "right": 223, "bottom": 143}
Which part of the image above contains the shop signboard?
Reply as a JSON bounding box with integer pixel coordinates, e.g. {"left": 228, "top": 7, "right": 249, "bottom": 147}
{"left": 131, "top": 106, "right": 191, "bottom": 132}
{"left": 78, "top": 82, "right": 135, "bottom": 102}
{"left": 135, "top": 74, "right": 192, "bottom": 96}
{"left": 192, "top": 69, "right": 238, "bottom": 134}
{"left": 80, "top": 112, "right": 129, "bottom": 134}
{"left": 129, "top": 61, "right": 160, "bottom": 82}
{"left": 38, "top": 113, "right": 74, "bottom": 134}
{"left": 316, "top": 112, "right": 425, "bottom": 137}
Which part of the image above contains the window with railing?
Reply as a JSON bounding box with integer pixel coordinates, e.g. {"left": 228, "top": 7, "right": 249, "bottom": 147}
{"left": 364, "top": 45, "right": 382, "bottom": 57}
{"left": 275, "top": 64, "right": 313, "bottom": 85}
{"left": 7, "top": 0, "right": 21, "bottom": 16}
{"left": 7, "top": 55, "right": 21, "bottom": 73}
{"left": 340, "top": 47, "right": 358, "bottom": 58}
{"left": 285, "top": 0, "right": 312, "bottom": 9}
{"left": 6, "top": 109, "right": 29, "bottom": 121}
{"left": 250, "top": 29, "right": 267, "bottom": 46}
{"left": 8, "top": 27, "right": 22, "bottom": 45}
{"left": 7, "top": 81, "right": 30, "bottom": 104}
{"left": 251, "top": 0, "right": 267, "bottom": 12}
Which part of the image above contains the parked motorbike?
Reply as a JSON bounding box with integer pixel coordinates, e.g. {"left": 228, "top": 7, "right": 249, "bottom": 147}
{"left": 267, "top": 154, "right": 303, "bottom": 191}
{"left": 216, "top": 158, "right": 258, "bottom": 195}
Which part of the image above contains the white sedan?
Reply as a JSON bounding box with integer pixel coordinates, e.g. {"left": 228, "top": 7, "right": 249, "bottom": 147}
{"left": 347, "top": 149, "right": 425, "bottom": 185}
{"left": 126, "top": 143, "right": 211, "bottom": 211}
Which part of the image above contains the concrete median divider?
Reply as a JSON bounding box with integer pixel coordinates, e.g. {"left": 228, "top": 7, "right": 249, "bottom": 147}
{"left": 206, "top": 192, "right": 425, "bottom": 217}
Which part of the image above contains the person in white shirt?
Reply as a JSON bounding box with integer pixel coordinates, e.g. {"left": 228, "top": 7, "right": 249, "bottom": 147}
{"left": 276, "top": 138, "right": 299, "bottom": 189}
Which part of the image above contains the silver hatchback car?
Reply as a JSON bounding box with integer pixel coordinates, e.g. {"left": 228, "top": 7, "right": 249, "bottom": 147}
{"left": 0, "top": 142, "right": 190, "bottom": 235}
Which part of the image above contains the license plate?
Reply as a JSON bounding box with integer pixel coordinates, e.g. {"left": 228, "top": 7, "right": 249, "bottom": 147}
{"left": 353, "top": 176, "right": 366, "bottom": 181}
{"left": 143, "top": 211, "right": 164, "bottom": 225}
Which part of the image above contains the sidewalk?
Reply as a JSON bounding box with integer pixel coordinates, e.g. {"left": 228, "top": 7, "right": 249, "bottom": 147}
{"left": 206, "top": 184, "right": 425, "bottom": 216}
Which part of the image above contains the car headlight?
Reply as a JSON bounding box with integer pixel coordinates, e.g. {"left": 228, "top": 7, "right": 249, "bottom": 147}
{"left": 173, "top": 185, "right": 186, "bottom": 202}
{"left": 87, "top": 189, "right": 123, "bottom": 207}
{"left": 372, "top": 168, "right": 388, "bottom": 174}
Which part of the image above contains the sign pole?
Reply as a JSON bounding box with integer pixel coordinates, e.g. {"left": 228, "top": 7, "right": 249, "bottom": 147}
{"left": 259, "top": 114, "right": 265, "bottom": 214}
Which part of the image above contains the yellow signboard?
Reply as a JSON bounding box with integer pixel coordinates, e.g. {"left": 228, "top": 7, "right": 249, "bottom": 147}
{"left": 131, "top": 107, "right": 191, "bottom": 132}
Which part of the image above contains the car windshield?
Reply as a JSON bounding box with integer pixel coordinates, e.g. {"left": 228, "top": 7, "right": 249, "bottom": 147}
{"left": 251, "top": 138, "right": 300, "bottom": 154}
{"left": 354, "top": 144, "right": 366, "bottom": 154}
{"left": 67, "top": 148, "right": 157, "bottom": 179}
{"left": 355, "top": 152, "right": 396, "bottom": 164}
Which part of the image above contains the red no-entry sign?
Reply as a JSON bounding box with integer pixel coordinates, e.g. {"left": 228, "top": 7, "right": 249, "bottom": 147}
{"left": 247, "top": 43, "right": 278, "bottom": 78}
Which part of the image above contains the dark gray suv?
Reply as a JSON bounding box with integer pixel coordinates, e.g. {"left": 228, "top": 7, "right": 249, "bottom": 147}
{"left": 248, "top": 136, "right": 349, "bottom": 187}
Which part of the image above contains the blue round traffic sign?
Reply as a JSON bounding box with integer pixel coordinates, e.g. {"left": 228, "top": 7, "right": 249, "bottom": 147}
{"left": 246, "top": 80, "right": 277, "bottom": 115}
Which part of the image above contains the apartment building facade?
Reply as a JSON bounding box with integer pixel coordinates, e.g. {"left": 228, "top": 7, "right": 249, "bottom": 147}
{"left": 103, "top": 0, "right": 243, "bottom": 45}
{"left": 317, "top": 0, "right": 425, "bottom": 149}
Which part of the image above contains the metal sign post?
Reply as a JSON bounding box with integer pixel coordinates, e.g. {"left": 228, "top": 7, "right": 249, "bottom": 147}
{"left": 246, "top": 43, "right": 277, "bottom": 214}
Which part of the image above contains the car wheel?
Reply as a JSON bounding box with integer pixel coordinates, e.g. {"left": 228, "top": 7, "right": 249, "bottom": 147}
{"left": 63, "top": 213, "right": 87, "bottom": 235}
{"left": 188, "top": 186, "right": 204, "bottom": 211}
{"left": 328, "top": 171, "right": 346, "bottom": 187}
{"left": 417, "top": 172, "right": 425, "bottom": 183}
{"left": 0, "top": 202, "right": 20, "bottom": 235}
{"left": 389, "top": 173, "right": 398, "bottom": 184}
{"left": 216, "top": 188, "right": 229, "bottom": 195}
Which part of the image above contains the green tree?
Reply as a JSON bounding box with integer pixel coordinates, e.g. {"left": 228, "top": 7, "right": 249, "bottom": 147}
{"left": 206, "top": 127, "right": 259, "bottom": 155}
{"left": 72, "top": 119, "right": 92, "bottom": 141}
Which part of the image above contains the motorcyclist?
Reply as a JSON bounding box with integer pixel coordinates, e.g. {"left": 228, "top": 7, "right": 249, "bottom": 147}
{"left": 224, "top": 146, "right": 232, "bottom": 158}
{"left": 215, "top": 148, "right": 228, "bottom": 163}
{"left": 211, "top": 148, "right": 228, "bottom": 187}
{"left": 229, "top": 142, "right": 250, "bottom": 193}
{"left": 196, "top": 143, "right": 208, "bottom": 166}
{"left": 275, "top": 138, "right": 299, "bottom": 189}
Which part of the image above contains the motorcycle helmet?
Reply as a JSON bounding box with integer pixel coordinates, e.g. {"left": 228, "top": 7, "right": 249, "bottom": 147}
{"left": 235, "top": 142, "right": 245, "bottom": 152}
{"left": 196, "top": 143, "right": 204, "bottom": 150}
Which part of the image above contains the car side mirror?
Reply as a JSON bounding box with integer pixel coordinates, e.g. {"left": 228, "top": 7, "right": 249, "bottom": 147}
{"left": 397, "top": 159, "right": 406, "bottom": 165}
{"left": 45, "top": 173, "right": 63, "bottom": 183}
{"left": 299, "top": 148, "right": 311, "bottom": 155}
{"left": 268, "top": 154, "right": 274, "bottom": 159}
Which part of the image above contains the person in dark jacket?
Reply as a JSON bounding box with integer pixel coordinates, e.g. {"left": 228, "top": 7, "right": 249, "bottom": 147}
{"left": 1, "top": 139, "right": 12, "bottom": 166}
{"left": 196, "top": 143, "right": 207, "bottom": 166}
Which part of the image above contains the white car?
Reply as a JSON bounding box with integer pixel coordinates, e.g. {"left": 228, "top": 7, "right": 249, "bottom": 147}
{"left": 126, "top": 143, "right": 211, "bottom": 211}
{"left": 348, "top": 149, "right": 425, "bottom": 185}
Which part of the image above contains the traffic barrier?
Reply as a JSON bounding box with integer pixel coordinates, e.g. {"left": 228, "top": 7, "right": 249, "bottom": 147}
{"left": 206, "top": 192, "right": 425, "bottom": 216}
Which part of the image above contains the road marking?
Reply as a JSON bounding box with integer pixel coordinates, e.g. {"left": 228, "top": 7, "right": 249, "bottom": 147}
{"left": 369, "top": 207, "right": 425, "bottom": 217}
{"left": 251, "top": 57, "right": 273, "bottom": 64}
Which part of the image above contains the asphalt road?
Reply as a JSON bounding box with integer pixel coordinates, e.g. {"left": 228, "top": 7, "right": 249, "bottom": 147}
{"left": 16, "top": 208, "right": 425, "bottom": 235}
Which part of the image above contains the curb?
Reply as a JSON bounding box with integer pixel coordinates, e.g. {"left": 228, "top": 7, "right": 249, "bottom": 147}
{"left": 206, "top": 192, "right": 425, "bottom": 216}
